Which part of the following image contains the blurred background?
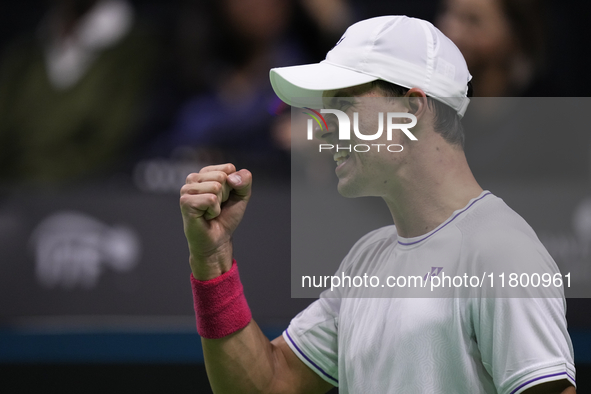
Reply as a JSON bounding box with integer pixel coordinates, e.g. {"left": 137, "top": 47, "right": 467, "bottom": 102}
{"left": 0, "top": 0, "right": 590, "bottom": 392}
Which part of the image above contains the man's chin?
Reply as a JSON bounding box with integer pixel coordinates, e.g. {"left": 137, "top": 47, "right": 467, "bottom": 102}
{"left": 337, "top": 180, "right": 363, "bottom": 198}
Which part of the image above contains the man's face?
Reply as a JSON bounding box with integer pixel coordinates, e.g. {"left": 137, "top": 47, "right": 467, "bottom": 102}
{"left": 320, "top": 83, "right": 414, "bottom": 198}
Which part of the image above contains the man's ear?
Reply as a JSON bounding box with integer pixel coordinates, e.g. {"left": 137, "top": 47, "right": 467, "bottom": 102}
{"left": 404, "top": 88, "right": 428, "bottom": 118}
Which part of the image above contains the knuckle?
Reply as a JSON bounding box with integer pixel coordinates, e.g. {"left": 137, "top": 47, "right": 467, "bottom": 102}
{"left": 206, "top": 193, "right": 218, "bottom": 204}
{"left": 211, "top": 182, "right": 222, "bottom": 194}
{"left": 180, "top": 184, "right": 191, "bottom": 195}
{"left": 179, "top": 193, "right": 191, "bottom": 207}
{"left": 186, "top": 172, "right": 199, "bottom": 184}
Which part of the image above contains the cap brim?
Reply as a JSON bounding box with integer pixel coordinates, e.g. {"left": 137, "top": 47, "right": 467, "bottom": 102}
{"left": 270, "top": 61, "right": 378, "bottom": 108}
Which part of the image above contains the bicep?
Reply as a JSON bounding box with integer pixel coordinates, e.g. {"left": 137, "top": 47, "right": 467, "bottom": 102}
{"left": 270, "top": 335, "right": 335, "bottom": 394}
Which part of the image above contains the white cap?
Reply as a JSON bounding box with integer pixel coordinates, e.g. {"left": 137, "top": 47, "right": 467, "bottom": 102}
{"left": 270, "top": 15, "right": 472, "bottom": 117}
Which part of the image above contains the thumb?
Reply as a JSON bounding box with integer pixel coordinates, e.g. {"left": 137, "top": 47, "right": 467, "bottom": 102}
{"left": 227, "top": 169, "right": 252, "bottom": 199}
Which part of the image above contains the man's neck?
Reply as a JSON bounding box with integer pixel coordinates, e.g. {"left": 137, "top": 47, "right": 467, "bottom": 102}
{"left": 382, "top": 141, "right": 483, "bottom": 239}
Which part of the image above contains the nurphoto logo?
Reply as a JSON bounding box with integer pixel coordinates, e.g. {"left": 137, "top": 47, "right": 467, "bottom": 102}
{"left": 303, "top": 107, "right": 418, "bottom": 153}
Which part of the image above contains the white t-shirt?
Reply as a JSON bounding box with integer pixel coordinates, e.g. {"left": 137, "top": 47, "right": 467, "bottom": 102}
{"left": 284, "top": 191, "right": 576, "bottom": 393}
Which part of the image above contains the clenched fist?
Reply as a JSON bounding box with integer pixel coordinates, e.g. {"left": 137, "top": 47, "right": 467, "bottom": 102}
{"left": 180, "top": 163, "right": 252, "bottom": 280}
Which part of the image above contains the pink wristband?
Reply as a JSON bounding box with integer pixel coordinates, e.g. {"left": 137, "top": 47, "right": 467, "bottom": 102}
{"left": 190, "top": 260, "right": 252, "bottom": 339}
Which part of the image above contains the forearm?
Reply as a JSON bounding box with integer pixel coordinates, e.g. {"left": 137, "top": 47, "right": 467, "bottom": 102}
{"left": 181, "top": 167, "right": 331, "bottom": 394}
{"left": 202, "top": 319, "right": 284, "bottom": 394}
{"left": 191, "top": 252, "right": 288, "bottom": 393}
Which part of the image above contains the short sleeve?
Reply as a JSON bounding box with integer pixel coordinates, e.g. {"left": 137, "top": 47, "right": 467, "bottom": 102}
{"left": 283, "top": 227, "right": 396, "bottom": 386}
{"left": 472, "top": 297, "right": 576, "bottom": 394}
{"left": 283, "top": 294, "right": 340, "bottom": 387}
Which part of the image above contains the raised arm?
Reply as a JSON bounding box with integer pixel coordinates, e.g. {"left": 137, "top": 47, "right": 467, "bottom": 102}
{"left": 180, "top": 164, "right": 334, "bottom": 394}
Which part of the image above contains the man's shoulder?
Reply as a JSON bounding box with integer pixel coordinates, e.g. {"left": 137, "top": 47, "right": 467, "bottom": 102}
{"left": 458, "top": 194, "right": 556, "bottom": 271}
{"left": 457, "top": 194, "right": 539, "bottom": 245}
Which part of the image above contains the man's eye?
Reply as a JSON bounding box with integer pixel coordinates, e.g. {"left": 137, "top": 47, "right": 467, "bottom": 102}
{"left": 337, "top": 100, "right": 352, "bottom": 110}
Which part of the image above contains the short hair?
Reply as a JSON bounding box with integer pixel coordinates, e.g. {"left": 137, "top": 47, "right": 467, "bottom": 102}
{"left": 371, "top": 80, "right": 468, "bottom": 148}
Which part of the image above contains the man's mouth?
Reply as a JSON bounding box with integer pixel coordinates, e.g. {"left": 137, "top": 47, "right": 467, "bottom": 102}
{"left": 333, "top": 151, "right": 350, "bottom": 166}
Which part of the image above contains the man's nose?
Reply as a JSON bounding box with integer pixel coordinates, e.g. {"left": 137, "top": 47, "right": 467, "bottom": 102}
{"left": 314, "top": 120, "right": 337, "bottom": 143}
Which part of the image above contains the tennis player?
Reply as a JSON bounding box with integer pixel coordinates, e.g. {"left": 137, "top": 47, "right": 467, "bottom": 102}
{"left": 180, "top": 16, "right": 576, "bottom": 393}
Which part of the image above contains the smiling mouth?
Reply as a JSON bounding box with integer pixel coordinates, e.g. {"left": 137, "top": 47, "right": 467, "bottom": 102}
{"left": 333, "top": 151, "right": 350, "bottom": 166}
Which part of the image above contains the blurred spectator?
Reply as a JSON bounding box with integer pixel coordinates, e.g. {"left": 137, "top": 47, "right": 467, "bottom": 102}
{"left": 433, "top": 0, "right": 591, "bottom": 182}
{"left": 436, "top": 0, "right": 552, "bottom": 97}
{"left": 0, "top": 0, "right": 160, "bottom": 185}
{"left": 158, "top": 0, "right": 352, "bottom": 173}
